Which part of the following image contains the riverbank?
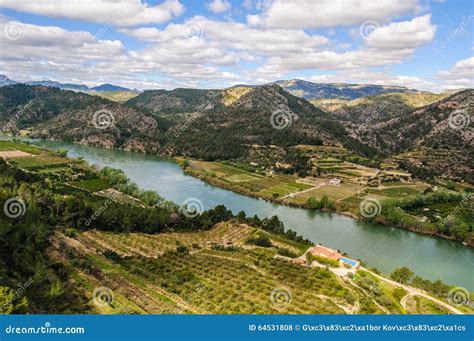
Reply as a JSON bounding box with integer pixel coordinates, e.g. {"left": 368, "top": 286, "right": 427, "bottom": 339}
{"left": 4, "top": 136, "right": 473, "bottom": 289}
{"left": 180, "top": 158, "right": 474, "bottom": 248}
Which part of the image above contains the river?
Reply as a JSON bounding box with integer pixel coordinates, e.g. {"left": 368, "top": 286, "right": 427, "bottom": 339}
{"left": 13, "top": 139, "right": 474, "bottom": 290}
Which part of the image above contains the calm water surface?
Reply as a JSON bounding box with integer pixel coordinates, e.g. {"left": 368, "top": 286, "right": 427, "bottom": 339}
{"left": 12, "top": 138, "right": 474, "bottom": 290}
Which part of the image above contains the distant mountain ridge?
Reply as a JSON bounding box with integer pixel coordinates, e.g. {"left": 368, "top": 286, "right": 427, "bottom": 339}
{"left": 25, "top": 80, "right": 89, "bottom": 91}
{"left": 0, "top": 83, "right": 472, "bottom": 182}
{"left": 0, "top": 74, "right": 136, "bottom": 93}
{"left": 0, "top": 75, "right": 18, "bottom": 86}
{"left": 90, "top": 83, "right": 132, "bottom": 92}
{"left": 274, "top": 79, "right": 416, "bottom": 100}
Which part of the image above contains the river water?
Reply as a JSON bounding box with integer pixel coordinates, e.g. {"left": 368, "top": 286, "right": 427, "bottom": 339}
{"left": 14, "top": 139, "right": 474, "bottom": 290}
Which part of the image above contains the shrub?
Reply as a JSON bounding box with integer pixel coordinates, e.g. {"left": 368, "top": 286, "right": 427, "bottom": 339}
{"left": 176, "top": 245, "right": 189, "bottom": 254}
{"left": 277, "top": 248, "right": 297, "bottom": 258}
{"left": 246, "top": 235, "right": 272, "bottom": 247}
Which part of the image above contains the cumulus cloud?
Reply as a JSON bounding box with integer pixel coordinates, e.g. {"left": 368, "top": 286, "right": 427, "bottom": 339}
{"left": 0, "top": 17, "right": 124, "bottom": 62}
{"left": 365, "top": 15, "right": 436, "bottom": 49}
{"left": 307, "top": 71, "right": 437, "bottom": 92}
{"left": 0, "top": 0, "right": 185, "bottom": 27}
{"left": 120, "top": 16, "right": 329, "bottom": 56}
{"left": 0, "top": 1, "right": 465, "bottom": 92}
{"left": 247, "top": 0, "right": 420, "bottom": 29}
{"left": 206, "top": 0, "right": 232, "bottom": 14}
{"left": 437, "top": 57, "right": 474, "bottom": 90}
{"left": 0, "top": 16, "right": 240, "bottom": 89}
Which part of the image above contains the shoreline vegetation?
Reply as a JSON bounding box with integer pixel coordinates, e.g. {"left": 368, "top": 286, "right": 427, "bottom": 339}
{"left": 176, "top": 158, "right": 473, "bottom": 248}
{"left": 2, "top": 135, "right": 472, "bottom": 247}
{"left": 1, "top": 139, "right": 472, "bottom": 314}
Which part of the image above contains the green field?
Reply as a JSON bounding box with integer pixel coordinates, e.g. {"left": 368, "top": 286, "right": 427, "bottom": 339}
{"left": 366, "top": 187, "right": 423, "bottom": 198}
{"left": 11, "top": 154, "right": 70, "bottom": 169}
{"left": 71, "top": 178, "right": 111, "bottom": 192}
{"left": 0, "top": 140, "right": 44, "bottom": 154}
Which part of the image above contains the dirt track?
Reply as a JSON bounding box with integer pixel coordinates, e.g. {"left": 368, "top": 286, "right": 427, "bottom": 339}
{"left": 0, "top": 150, "right": 32, "bottom": 158}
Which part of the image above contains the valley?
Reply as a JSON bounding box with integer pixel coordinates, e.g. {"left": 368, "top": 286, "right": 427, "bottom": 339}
{"left": 0, "top": 79, "right": 472, "bottom": 315}
{"left": 2, "top": 137, "right": 473, "bottom": 291}
{"left": 0, "top": 139, "right": 472, "bottom": 315}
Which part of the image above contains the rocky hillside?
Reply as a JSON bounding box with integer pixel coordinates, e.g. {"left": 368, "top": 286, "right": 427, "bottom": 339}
{"left": 274, "top": 79, "right": 413, "bottom": 100}
{"left": 129, "top": 84, "right": 375, "bottom": 159}
{"left": 2, "top": 83, "right": 471, "bottom": 181}
{"left": 0, "top": 84, "right": 162, "bottom": 152}
{"left": 126, "top": 88, "right": 222, "bottom": 115}
{"left": 326, "top": 92, "right": 448, "bottom": 123}
{"left": 346, "top": 89, "right": 473, "bottom": 181}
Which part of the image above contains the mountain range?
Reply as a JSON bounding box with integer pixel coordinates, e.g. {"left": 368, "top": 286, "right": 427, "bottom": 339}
{"left": 274, "top": 79, "right": 417, "bottom": 100}
{"left": 0, "top": 74, "right": 137, "bottom": 93}
{"left": 0, "top": 80, "right": 472, "bottom": 182}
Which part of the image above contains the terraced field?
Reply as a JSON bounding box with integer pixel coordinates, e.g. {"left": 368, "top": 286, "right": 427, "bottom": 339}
{"left": 187, "top": 160, "right": 312, "bottom": 199}
{"left": 184, "top": 156, "right": 431, "bottom": 213}
{"left": 48, "top": 221, "right": 467, "bottom": 315}
{"left": 51, "top": 223, "right": 370, "bottom": 314}
{"left": 0, "top": 140, "right": 44, "bottom": 155}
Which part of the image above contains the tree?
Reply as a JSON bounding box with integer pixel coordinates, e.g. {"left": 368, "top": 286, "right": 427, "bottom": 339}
{"left": 140, "top": 190, "right": 160, "bottom": 206}
{"left": 182, "top": 159, "right": 190, "bottom": 170}
{"left": 319, "top": 195, "right": 330, "bottom": 209}
{"left": 54, "top": 148, "right": 68, "bottom": 157}
{"left": 236, "top": 211, "right": 246, "bottom": 222}
{"left": 307, "top": 196, "right": 318, "bottom": 209}
{"left": 246, "top": 235, "right": 272, "bottom": 247}
{"left": 390, "top": 267, "right": 414, "bottom": 284}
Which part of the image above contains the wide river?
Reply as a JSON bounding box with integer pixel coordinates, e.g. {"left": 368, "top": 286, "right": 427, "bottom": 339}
{"left": 15, "top": 139, "right": 474, "bottom": 290}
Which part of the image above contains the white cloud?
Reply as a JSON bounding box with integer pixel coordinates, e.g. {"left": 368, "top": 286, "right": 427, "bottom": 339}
{"left": 242, "top": 0, "right": 254, "bottom": 10}
{"left": 206, "top": 0, "right": 232, "bottom": 14}
{"left": 248, "top": 0, "right": 420, "bottom": 29}
{"left": 307, "top": 71, "right": 437, "bottom": 92}
{"left": 0, "top": 17, "right": 124, "bottom": 63}
{"left": 0, "top": 0, "right": 185, "bottom": 27}
{"left": 366, "top": 15, "right": 436, "bottom": 49}
{"left": 120, "top": 16, "right": 329, "bottom": 56}
{"left": 437, "top": 57, "right": 474, "bottom": 90}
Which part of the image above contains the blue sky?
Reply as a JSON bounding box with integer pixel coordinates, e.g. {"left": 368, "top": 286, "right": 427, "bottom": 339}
{"left": 0, "top": 0, "right": 472, "bottom": 91}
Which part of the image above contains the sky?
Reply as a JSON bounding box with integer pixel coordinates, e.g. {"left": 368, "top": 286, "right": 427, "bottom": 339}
{"left": 0, "top": 0, "right": 472, "bottom": 92}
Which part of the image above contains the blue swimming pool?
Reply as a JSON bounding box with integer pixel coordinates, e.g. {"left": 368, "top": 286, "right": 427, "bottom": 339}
{"left": 340, "top": 257, "right": 358, "bottom": 267}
